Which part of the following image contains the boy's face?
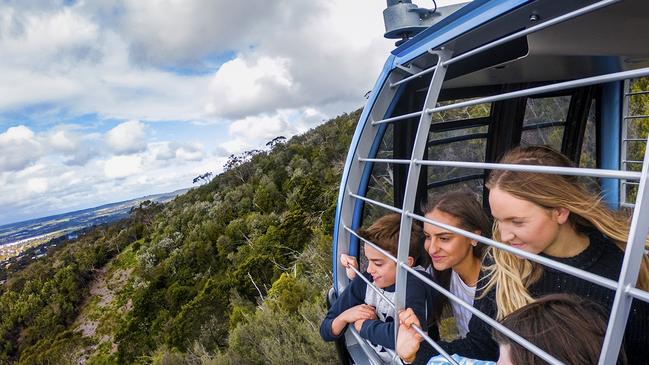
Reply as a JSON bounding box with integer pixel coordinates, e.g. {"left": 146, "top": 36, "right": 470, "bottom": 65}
{"left": 364, "top": 245, "right": 398, "bottom": 288}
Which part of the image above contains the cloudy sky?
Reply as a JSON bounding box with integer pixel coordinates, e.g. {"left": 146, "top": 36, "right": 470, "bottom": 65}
{"left": 0, "top": 0, "right": 463, "bottom": 225}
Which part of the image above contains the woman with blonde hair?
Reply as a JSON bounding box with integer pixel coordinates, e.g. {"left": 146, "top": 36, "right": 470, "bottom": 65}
{"left": 397, "top": 145, "right": 649, "bottom": 364}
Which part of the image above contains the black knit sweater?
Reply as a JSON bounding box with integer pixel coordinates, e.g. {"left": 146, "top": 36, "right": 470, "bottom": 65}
{"left": 413, "top": 232, "right": 649, "bottom": 365}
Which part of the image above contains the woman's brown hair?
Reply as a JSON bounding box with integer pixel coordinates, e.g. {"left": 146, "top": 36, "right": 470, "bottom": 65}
{"left": 493, "top": 293, "right": 627, "bottom": 365}
{"left": 423, "top": 190, "right": 492, "bottom": 322}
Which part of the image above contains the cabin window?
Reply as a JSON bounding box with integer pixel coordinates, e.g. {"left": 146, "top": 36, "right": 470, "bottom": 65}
{"left": 622, "top": 77, "right": 649, "bottom": 203}
{"left": 520, "top": 95, "right": 571, "bottom": 150}
{"left": 363, "top": 123, "right": 396, "bottom": 225}
{"left": 579, "top": 98, "right": 597, "bottom": 168}
{"left": 426, "top": 100, "right": 491, "bottom": 198}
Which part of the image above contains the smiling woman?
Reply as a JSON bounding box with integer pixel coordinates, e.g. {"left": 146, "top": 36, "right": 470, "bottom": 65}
{"left": 422, "top": 190, "right": 491, "bottom": 339}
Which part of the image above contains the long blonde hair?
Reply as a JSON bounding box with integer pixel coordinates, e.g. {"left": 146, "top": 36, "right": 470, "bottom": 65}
{"left": 483, "top": 145, "right": 649, "bottom": 319}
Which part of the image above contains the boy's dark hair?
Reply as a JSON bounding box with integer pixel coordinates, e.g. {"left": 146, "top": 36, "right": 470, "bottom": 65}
{"left": 493, "top": 293, "right": 627, "bottom": 365}
{"left": 358, "top": 213, "right": 421, "bottom": 261}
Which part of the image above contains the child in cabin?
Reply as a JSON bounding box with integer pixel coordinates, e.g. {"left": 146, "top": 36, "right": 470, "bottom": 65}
{"left": 342, "top": 190, "right": 492, "bottom": 340}
{"left": 320, "top": 213, "right": 435, "bottom": 362}
{"left": 404, "top": 293, "right": 626, "bottom": 365}
{"left": 396, "top": 146, "right": 649, "bottom": 364}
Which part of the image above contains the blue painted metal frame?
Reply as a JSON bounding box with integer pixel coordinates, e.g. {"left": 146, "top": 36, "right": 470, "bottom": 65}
{"left": 348, "top": 84, "right": 406, "bottom": 259}
{"left": 391, "top": 0, "right": 533, "bottom": 65}
{"left": 332, "top": 55, "right": 395, "bottom": 294}
{"left": 600, "top": 81, "right": 622, "bottom": 207}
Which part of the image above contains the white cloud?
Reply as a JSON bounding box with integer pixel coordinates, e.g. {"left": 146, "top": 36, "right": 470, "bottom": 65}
{"left": 228, "top": 113, "right": 292, "bottom": 141}
{"left": 27, "top": 177, "right": 48, "bottom": 193}
{"left": 0, "top": 6, "right": 99, "bottom": 67}
{"left": 175, "top": 143, "right": 205, "bottom": 161}
{"left": 0, "top": 125, "right": 42, "bottom": 172}
{"left": 149, "top": 142, "right": 176, "bottom": 161}
{"left": 220, "top": 138, "right": 252, "bottom": 155}
{"left": 48, "top": 130, "right": 78, "bottom": 152}
{"left": 0, "top": 0, "right": 393, "bottom": 124}
{"left": 103, "top": 155, "right": 142, "bottom": 178}
{"left": 115, "top": 0, "right": 315, "bottom": 67}
{"left": 105, "top": 120, "right": 146, "bottom": 154}
{"left": 0, "top": 125, "right": 35, "bottom": 142}
{"left": 0, "top": 0, "right": 434, "bottom": 224}
{"left": 205, "top": 56, "right": 293, "bottom": 119}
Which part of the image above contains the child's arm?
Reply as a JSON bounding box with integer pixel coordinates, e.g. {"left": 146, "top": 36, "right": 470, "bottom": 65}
{"left": 331, "top": 304, "right": 377, "bottom": 336}
{"left": 359, "top": 272, "right": 433, "bottom": 349}
{"left": 320, "top": 275, "right": 374, "bottom": 341}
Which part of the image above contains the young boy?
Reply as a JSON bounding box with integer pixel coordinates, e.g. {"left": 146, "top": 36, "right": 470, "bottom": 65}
{"left": 320, "top": 213, "right": 436, "bottom": 362}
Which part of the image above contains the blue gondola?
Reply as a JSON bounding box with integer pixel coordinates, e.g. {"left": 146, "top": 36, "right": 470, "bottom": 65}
{"left": 329, "top": 1, "right": 649, "bottom": 364}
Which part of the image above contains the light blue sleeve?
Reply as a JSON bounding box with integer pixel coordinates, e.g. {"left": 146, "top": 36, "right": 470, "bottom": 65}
{"left": 426, "top": 354, "right": 496, "bottom": 365}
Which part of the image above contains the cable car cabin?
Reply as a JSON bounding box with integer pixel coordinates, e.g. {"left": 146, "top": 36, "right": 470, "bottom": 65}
{"left": 330, "top": 0, "right": 649, "bottom": 364}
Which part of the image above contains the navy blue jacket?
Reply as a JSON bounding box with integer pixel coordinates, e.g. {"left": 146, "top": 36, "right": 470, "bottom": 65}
{"left": 320, "top": 269, "right": 437, "bottom": 360}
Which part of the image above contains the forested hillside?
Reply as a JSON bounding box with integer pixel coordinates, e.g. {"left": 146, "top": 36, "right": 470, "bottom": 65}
{"left": 0, "top": 109, "right": 361, "bottom": 364}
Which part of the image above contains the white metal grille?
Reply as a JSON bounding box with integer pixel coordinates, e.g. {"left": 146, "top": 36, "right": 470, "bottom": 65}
{"left": 335, "top": 1, "right": 649, "bottom": 364}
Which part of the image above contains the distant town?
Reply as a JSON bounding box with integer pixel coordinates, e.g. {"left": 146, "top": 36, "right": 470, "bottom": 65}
{"left": 0, "top": 188, "right": 188, "bottom": 279}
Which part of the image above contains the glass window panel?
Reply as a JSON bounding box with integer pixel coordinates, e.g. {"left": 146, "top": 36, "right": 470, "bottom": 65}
{"left": 426, "top": 135, "right": 487, "bottom": 198}
{"left": 579, "top": 99, "right": 597, "bottom": 168}
{"left": 431, "top": 99, "right": 491, "bottom": 123}
{"left": 363, "top": 124, "right": 396, "bottom": 225}
{"left": 623, "top": 77, "right": 649, "bottom": 203}
{"left": 521, "top": 126, "right": 563, "bottom": 150}
{"left": 523, "top": 96, "right": 570, "bottom": 126}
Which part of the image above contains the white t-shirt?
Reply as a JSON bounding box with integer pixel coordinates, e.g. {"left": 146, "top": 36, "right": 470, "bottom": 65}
{"left": 448, "top": 270, "right": 476, "bottom": 338}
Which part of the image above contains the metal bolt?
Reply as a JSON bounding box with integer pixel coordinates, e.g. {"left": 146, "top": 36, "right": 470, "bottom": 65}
{"left": 529, "top": 14, "right": 539, "bottom": 22}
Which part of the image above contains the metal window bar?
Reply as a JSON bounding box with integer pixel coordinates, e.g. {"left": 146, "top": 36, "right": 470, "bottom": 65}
{"left": 627, "top": 286, "right": 649, "bottom": 304}
{"left": 599, "top": 134, "right": 649, "bottom": 363}
{"left": 375, "top": 67, "right": 649, "bottom": 127}
{"left": 625, "top": 89, "right": 649, "bottom": 96}
{"left": 349, "top": 192, "right": 404, "bottom": 215}
{"left": 430, "top": 117, "right": 491, "bottom": 133}
{"left": 392, "top": 49, "right": 452, "bottom": 363}
{"left": 425, "top": 68, "right": 649, "bottom": 116}
{"left": 621, "top": 80, "right": 631, "bottom": 206}
{"left": 623, "top": 115, "right": 649, "bottom": 120}
{"left": 348, "top": 326, "right": 388, "bottom": 365}
{"left": 426, "top": 173, "right": 484, "bottom": 190}
{"left": 373, "top": 110, "right": 425, "bottom": 125}
{"left": 426, "top": 132, "right": 488, "bottom": 147}
{"left": 358, "top": 158, "right": 643, "bottom": 181}
{"left": 388, "top": 0, "right": 619, "bottom": 89}
{"left": 343, "top": 226, "right": 564, "bottom": 365}
{"left": 521, "top": 121, "right": 565, "bottom": 131}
